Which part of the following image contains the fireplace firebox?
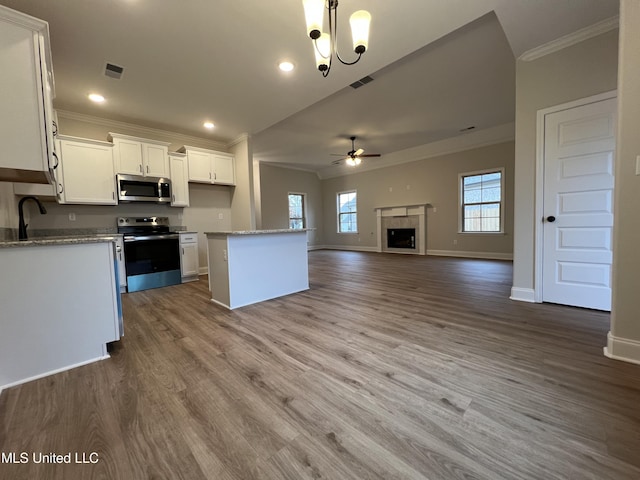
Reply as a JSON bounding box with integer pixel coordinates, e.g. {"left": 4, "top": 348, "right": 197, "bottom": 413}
{"left": 387, "top": 228, "right": 415, "bottom": 249}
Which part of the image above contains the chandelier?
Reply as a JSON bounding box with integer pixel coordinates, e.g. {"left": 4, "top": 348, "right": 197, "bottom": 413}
{"left": 302, "top": 0, "right": 371, "bottom": 77}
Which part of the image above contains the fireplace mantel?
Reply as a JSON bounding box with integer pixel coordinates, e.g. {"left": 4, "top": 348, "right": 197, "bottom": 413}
{"left": 375, "top": 204, "right": 428, "bottom": 255}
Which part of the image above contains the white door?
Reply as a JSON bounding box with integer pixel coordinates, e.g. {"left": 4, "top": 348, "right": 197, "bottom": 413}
{"left": 542, "top": 97, "right": 616, "bottom": 311}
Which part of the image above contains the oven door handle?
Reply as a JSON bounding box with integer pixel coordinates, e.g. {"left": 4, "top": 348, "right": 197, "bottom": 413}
{"left": 124, "top": 234, "right": 180, "bottom": 242}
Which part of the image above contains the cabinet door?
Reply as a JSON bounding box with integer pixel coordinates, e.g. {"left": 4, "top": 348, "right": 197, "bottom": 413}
{"left": 213, "top": 154, "right": 235, "bottom": 185}
{"left": 58, "top": 140, "right": 116, "bottom": 205}
{"left": 114, "top": 139, "right": 143, "bottom": 175}
{"left": 115, "top": 236, "right": 127, "bottom": 290}
{"left": 0, "top": 12, "right": 53, "bottom": 181}
{"left": 169, "top": 155, "right": 190, "bottom": 207}
{"left": 187, "top": 150, "right": 213, "bottom": 183}
{"left": 143, "top": 144, "right": 168, "bottom": 177}
{"left": 181, "top": 242, "right": 199, "bottom": 279}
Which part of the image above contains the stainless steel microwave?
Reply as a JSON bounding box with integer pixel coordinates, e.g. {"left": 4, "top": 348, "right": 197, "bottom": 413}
{"left": 117, "top": 174, "right": 171, "bottom": 203}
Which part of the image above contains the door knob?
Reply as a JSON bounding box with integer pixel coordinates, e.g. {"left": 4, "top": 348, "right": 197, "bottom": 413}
{"left": 546, "top": 216, "right": 556, "bottom": 223}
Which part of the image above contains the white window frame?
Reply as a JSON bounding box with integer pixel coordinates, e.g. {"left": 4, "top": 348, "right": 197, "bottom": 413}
{"left": 288, "top": 192, "right": 306, "bottom": 230}
{"left": 337, "top": 190, "right": 358, "bottom": 234}
{"left": 458, "top": 168, "right": 505, "bottom": 234}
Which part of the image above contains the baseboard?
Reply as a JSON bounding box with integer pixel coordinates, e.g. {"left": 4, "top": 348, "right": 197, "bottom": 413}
{"left": 198, "top": 266, "right": 208, "bottom": 276}
{"left": 316, "top": 245, "right": 378, "bottom": 253}
{"left": 0, "top": 355, "right": 110, "bottom": 392}
{"left": 510, "top": 287, "right": 537, "bottom": 303}
{"left": 604, "top": 332, "right": 640, "bottom": 365}
{"left": 427, "top": 249, "right": 513, "bottom": 261}
{"left": 307, "top": 245, "right": 325, "bottom": 251}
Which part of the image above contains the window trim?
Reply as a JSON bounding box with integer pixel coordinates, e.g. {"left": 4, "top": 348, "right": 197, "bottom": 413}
{"left": 288, "top": 192, "right": 306, "bottom": 230}
{"left": 337, "top": 189, "right": 358, "bottom": 234}
{"left": 458, "top": 168, "right": 505, "bottom": 234}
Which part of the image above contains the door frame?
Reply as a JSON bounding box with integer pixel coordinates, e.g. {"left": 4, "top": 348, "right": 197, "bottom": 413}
{"left": 533, "top": 90, "right": 617, "bottom": 303}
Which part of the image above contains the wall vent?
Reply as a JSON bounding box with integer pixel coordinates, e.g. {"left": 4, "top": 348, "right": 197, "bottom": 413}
{"left": 104, "top": 62, "right": 124, "bottom": 80}
{"left": 350, "top": 75, "right": 374, "bottom": 89}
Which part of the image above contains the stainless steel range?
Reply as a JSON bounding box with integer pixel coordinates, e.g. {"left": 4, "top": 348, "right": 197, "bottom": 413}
{"left": 117, "top": 216, "right": 181, "bottom": 292}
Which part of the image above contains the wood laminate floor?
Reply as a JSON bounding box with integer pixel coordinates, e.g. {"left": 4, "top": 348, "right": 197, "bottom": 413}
{"left": 1, "top": 251, "right": 640, "bottom": 480}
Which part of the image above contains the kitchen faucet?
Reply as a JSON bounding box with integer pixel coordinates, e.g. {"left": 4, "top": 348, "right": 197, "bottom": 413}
{"left": 18, "top": 196, "right": 47, "bottom": 240}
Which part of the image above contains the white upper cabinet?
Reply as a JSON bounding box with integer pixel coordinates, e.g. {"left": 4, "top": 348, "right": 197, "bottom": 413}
{"left": 55, "top": 136, "right": 116, "bottom": 205}
{"left": 109, "top": 133, "right": 170, "bottom": 178}
{"left": 180, "top": 146, "right": 235, "bottom": 186}
{"left": 0, "top": 5, "right": 56, "bottom": 184}
{"left": 213, "top": 153, "right": 236, "bottom": 185}
{"left": 169, "top": 153, "right": 189, "bottom": 207}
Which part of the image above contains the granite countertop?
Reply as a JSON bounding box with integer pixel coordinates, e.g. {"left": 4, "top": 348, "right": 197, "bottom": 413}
{"left": 205, "top": 229, "right": 311, "bottom": 236}
{"left": 0, "top": 235, "right": 120, "bottom": 249}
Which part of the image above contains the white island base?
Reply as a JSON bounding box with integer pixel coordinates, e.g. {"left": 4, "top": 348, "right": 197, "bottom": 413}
{"left": 205, "top": 230, "right": 309, "bottom": 309}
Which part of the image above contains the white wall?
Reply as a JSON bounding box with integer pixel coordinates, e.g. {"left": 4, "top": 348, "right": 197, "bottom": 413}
{"left": 512, "top": 30, "right": 619, "bottom": 292}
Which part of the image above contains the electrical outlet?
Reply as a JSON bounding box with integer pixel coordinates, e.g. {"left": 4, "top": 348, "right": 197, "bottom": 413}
{"left": 406, "top": 184, "right": 411, "bottom": 190}
{"left": 218, "top": 213, "right": 224, "bottom": 220}
{"left": 388, "top": 187, "right": 393, "bottom": 192}
{"left": 68, "top": 213, "right": 76, "bottom": 221}
{"left": 433, "top": 207, "right": 437, "bottom": 213}
{"left": 453, "top": 239, "right": 458, "bottom": 245}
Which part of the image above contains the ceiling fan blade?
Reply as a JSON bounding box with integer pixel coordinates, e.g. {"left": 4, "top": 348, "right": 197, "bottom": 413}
{"left": 357, "top": 153, "right": 381, "bottom": 157}
{"left": 331, "top": 159, "right": 344, "bottom": 165}
{"left": 330, "top": 153, "right": 347, "bottom": 156}
{"left": 354, "top": 148, "right": 364, "bottom": 156}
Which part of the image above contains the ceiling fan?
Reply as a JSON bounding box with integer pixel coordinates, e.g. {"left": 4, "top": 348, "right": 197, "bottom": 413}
{"left": 331, "top": 136, "right": 381, "bottom": 166}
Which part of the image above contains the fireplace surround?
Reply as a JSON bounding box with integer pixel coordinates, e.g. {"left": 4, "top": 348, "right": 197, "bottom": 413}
{"left": 375, "top": 204, "right": 428, "bottom": 255}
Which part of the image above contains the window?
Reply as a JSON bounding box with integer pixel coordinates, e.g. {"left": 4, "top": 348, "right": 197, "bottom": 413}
{"left": 460, "top": 169, "right": 503, "bottom": 232}
{"left": 337, "top": 190, "right": 357, "bottom": 233}
{"left": 288, "top": 193, "right": 306, "bottom": 229}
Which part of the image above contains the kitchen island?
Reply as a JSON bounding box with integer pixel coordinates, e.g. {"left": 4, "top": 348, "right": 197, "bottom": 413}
{"left": 0, "top": 237, "right": 122, "bottom": 391}
{"left": 205, "top": 229, "right": 310, "bottom": 309}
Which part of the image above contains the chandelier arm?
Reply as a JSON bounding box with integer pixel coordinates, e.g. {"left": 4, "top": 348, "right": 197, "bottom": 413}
{"left": 329, "top": 1, "right": 363, "bottom": 67}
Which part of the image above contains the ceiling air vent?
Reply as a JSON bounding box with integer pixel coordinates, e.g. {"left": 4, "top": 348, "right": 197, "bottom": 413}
{"left": 350, "top": 75, "right": 374, "bottom": 89}
{"left": 104, "top": 62, "right": 124, "bottom": 80}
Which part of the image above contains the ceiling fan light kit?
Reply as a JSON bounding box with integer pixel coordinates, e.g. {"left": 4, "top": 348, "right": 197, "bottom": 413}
{"left": 332, "top": 136, "right": 381, "bottom": 166}
{"left": 302, "top": 0, "right": 371, "bottom": 77}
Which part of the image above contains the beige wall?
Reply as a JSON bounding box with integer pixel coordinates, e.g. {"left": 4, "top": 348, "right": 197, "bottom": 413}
{"left": 0, "top": 182, "right": 17, "bottom": 231}
{"left": 229, "top": 136, "right": 256, "bottom": 231}
{"left": 321, "top": 141, "right": 515, "bottom": 256}
{"left": 259, "top": 163, "right": 323, "bottom": 246}
{"left": 609, "top": 0, "right": 640, "bottom": 361}
{"left": 512, "top": 30, "right": 619, "bottom": 291}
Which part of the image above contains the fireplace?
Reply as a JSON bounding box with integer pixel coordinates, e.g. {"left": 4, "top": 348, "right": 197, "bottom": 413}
{"left": 387, "top": 228, "right": 415, "bottom": 249}
{"left": 375, "top": 204, "right": 428, "bottom": 255}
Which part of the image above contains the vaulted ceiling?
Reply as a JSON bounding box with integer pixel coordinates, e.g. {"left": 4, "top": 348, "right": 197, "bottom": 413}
{"left": 2, "top": 0, "right": 619, "bottom": 175}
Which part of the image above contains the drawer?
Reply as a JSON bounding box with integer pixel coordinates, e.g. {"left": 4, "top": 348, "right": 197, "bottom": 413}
{"left": 180, "top": 233, "right": 198, "bottom": 244}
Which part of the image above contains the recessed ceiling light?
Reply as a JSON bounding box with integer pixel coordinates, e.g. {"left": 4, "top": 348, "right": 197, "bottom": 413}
{"left": 88, "top": 93, "right": 105, "bottom": 103}
{"left": 279, "top": 61, "right": 295, "bottom": 72}
{"left": 203, "top": 122, "right": 215, "bottom": 129}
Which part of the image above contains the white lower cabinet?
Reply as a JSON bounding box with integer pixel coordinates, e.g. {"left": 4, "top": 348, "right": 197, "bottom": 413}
{"left": 56, "top": 136, "right": 116, "bottom": 205}
{"left": 180, "top": 232, "right": 199, "bottom": 282}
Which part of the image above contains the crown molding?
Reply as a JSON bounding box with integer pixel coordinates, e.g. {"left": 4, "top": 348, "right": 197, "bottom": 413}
{"left": 519, "top": 16, "right": 619, "bottom": 62}
{"left": 56, "top": 110, "right": 228, "bottom": 151}
{"left": 227, "top": 133, "right": 251, "bottom": 149}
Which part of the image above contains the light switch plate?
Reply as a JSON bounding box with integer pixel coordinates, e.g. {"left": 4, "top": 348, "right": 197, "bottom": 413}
{"left": 636, "top": 155, "right": 640, "bottom": 175}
